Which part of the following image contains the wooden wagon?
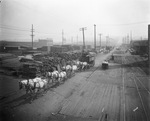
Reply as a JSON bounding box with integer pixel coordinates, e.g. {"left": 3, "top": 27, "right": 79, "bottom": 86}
{"left": 102, "top": 60, "right": 109, "bottom": 69}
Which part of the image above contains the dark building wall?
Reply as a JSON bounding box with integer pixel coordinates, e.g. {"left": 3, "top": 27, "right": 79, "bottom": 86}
{"left": 0, "top": 40, "right": 52, "bottom": 48}
{"left": 130, "top": 40, "right": 148, "bottom": 54}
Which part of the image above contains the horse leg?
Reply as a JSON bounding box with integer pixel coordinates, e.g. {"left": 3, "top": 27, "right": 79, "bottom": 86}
{"left": 51, "top": 78, "right": 54, "bottom": 85}
{"left": 48, "top": 77, "right": 50, "bottom": 84}
{"left": 72, "top": 70, "right": 75, "bottom": 76}
{"left": 24, "top": 86, "right": 30, "bottom": 99}
{"left": 58, "top": 78, "right": 61, "bottom": 84}
{"left": 29, "top": 88, "right": 37, "bottom": 103}
{"left": 24, "top": 90, "right": 28, "bottom": 99}
{"left": 57, "top": 78, "right": 59, "bottom": 86}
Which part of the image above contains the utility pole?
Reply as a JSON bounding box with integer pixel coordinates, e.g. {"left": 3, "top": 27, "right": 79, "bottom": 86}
{"left": 108, "top": 35, "right": 109, "bottom": 46}
{"left": 127, "top": 34, "right": 129, "bottom": 44}
{"left": 31, "top": 24, "right": 34, "bottom": 49}
{"left": 106, "top": 36, "right": 109, "bottom": 48}
{"left": 94, "top": 24, "right": 96, "bottom": 51}
{"left": 62, "top": 30, "right": 64, "bottom": 46}
{"left": 76, "top": 35, "right": 78, "bottom": 45}
{"left": 148, "top": 25, "right": 150, "bottom": 75}
{"left": 130, "top": 31, "right": 132, "bottom": 44}
{"left": 80, "top": 27, "right": 86, "bottom": 50}
{"left": 99, "top": 33, "right": 102, "bottom": 49}
{"left": 71, "top": 36, "right": 73, "bottom": 45}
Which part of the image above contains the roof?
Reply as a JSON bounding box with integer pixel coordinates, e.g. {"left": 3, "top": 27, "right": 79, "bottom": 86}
{"left": 131, "top": 40, "right": 148, "bottom": 46}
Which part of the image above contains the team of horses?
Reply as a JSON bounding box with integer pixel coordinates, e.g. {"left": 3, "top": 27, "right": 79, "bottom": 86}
{"left": 19, "top": 60, "right": 90, "bottom": 102}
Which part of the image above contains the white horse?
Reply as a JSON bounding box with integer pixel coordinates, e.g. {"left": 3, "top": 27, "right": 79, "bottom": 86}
{"left": 58, "top": 71, "right": 67, "bottom": 83}
{"left": 62, "top": 65, "right": 72, "bottom": 71}
{"left": 33, "top": 78, "right": 48, "bottom": 92}
{"left": 26, "top": 77, "right": 44, "bottom": 93}
{"left": 71, "top": 65, "right": 78, "bottom": 74}
{"left": 19, "top": 79, "right": 29, "bottom": 94}
{"left": 19, "top": 77, "right": 42, "bottom": 95}
{"left": 62, "top": 65, "right": 72, "bottom": 77}
{"left": 73, "top": 60, "right": 81, "bottom": 66}
{"left": 46, "top": 70, "right": 59, "bottom": 83}
{"left": 80, "top": 62, "right": 89, "bottom": 70}
{"left": 25, "top": 77, "right": 49, "bottom": 103}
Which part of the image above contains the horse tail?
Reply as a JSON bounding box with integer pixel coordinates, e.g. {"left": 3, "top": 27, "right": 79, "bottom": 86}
{"left": 27, "top": 79, "right": 29, "bottom": 85}
{"left": 34, "top": 81, "right": 36, "bottom": 90}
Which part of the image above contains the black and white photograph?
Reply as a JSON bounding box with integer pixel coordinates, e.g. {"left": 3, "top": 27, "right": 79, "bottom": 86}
{"left": 0, "top": 0, "right": 150, "bottom": 121}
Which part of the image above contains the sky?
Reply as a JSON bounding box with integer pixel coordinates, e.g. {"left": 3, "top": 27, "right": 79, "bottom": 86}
{"left": 0, "top": 0, "right": 150, "bottom": 45}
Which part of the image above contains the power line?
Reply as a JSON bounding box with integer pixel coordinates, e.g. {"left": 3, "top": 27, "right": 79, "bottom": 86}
{"left": 0, "top": 24, "right": 61, "bottom": 35}
{"left": 0, "top": 24, "right": 30, "bottom": 30}
{"left": 0, "top": 25, "right": 60, "bottom": 36}
{"left": 35, "top": 31, "right": 59, "bottom": 35}
{"left": 1, "top": 32, "right": 29, "bottom": 36}
{"left": 98, "top": 21, "right": 150, "bottom": 26}
{"left": 0, "top": 26, "right": 30, "bottom": 32}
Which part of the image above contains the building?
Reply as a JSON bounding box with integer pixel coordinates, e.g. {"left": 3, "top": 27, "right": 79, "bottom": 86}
{"left": 0, "top": 39, "right": 53, "bottom": 55}
{"left": 130, "top": 40, "right": 148, "bottom": 55}
{"left": 0, "top": 39, "right": 53, "bottom": 49}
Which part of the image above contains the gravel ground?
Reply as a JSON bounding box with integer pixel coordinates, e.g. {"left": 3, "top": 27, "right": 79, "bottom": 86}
{"left": 0, "top": 48, "right": 149, "bottom": 121}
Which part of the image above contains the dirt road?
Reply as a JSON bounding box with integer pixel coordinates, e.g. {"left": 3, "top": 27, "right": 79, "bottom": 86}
{"left": 1, "top": 49, "right": 150, "bottom": 121}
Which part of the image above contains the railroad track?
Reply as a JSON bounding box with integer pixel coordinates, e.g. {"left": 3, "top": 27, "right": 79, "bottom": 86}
{"left": 123, "top": 55, "right": 150, "bottom": 121}
{"left": 121, "top": 56, "right": 126, "bottom": 121}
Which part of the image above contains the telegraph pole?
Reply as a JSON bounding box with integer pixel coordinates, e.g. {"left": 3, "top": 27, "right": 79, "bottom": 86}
{"left": 76, "top": 35, "right": 78, "bottom": 45}
{"left": 130, "top": 31, "right": 132, "bottom": 44}
{"left": 127, "top": 34, "right": 129, "bottom": 44}
{"left": 94, "top": 24, "right": 96, "bottom": 51}
{"left": 31, "top": 24, "right": 34, "bottom": 49}
{"left": 80, "top": 27, "right": 86, "bottom": 50}
{"left": 62, "top": 30, "right": 64, "bottom": 45}
{"left": 148, "top": 25, "right": 150, "bottom": 75}
{"left": 99, "top": 33, "right": 102, "bottom": 49}
{"left": 71, "top": 36, "right": 73, "bottom": 45}
{"left": 106, "top": 36, "right": 109, "bottom": 48}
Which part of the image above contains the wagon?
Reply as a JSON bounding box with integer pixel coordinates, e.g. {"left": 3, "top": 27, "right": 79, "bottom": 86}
{"left": 79, "top": 51, "right": 96, "bottom": 67}
{"left": 102, "top": 60, "right": 109, "bottom": 69}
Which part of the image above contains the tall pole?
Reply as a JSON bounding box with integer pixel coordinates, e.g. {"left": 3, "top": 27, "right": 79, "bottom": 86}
{"left": 71, "top": 36, "right": 73, "bottom": 45}
{"left": 62, "top": 30, "right": 64, "bottom": 45}
{"left": 94, "top": 24, "right": 96, "bottom": 50}
{"left": 31, "top": 24, "right": 34, "bottom": 49}
{"left": 77, "top": 35, "right": 78, "bottom": 45}
{"left": 108, "top": 35, "right": 109, "bottom": 46}
{"left": 130, "top": 31, "right": 132, "bottom": 44}
{"left": 99, "top": 34, "right": 102, "bottom": 48}
{"left": 106, "top": 36, "right": 108, "bottom": 48}
{"left": 82, "top": 28, "right": 85, "bottom": 49}
{"left": 148, "top": 25, "right": 150, "bottom": 75}
{"left": 127, "top": 34, "right": 129, "bottom": 44}
{"left": 80, "top": 27, "right": 86, "bottom": 50}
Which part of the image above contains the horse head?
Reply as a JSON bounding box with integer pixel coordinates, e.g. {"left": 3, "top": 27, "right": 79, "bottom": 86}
{"left": 46, "top": 72, "right": 52, "bottom": 77}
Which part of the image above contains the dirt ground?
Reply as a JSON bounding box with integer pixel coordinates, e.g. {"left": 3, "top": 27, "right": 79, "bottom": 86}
{"left": 0, "top": 48, "right": 150, "bottom": 121}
